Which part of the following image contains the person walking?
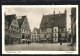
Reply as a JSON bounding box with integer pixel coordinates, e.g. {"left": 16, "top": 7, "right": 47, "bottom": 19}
{"left": 60, "top": 40, "right": 62, "bottom": 45}
{"left": 60, "top": 42, "right": 62, "bottom": 45}
{"left": 28, "top": 41, "right": 29, "bottom": 45}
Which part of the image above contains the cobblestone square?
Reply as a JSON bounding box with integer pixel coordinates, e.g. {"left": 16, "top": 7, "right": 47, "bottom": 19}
{"left": 5, "top": 43, "right": 76, "bottom": 51}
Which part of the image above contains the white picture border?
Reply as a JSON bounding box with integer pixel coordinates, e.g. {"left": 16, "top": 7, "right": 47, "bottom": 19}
{"left": 2, "top": 5, "right": 78, "bottom": 54}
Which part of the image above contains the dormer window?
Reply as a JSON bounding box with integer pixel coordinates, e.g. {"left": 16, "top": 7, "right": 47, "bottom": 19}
{"left": 14, "top": 26, "right": 16, "bottom": 29}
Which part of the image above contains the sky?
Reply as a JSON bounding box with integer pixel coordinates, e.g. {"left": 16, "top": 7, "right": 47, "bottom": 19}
{"left": 4, "top": 6, "right": 71, "bottom": 32}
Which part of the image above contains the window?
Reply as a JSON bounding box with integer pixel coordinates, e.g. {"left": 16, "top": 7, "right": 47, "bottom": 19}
{"left": 9, "top": 30, "right": 10, "bottom": 33}
{"left": 11, "top": 25, "right": 13, "bottom": 28}
{"left": 55, "top": 29, "right": 56, "bottom": 32}
{"left": 22, "top": 35, "right": 24, "bottom": 39}
{"left": 64, "top": 28, "right": 66, "bottom": 32}
{"left": 16, "top": 32, "right": 17, "bottom": 34}
{"left": 55, "top": 38, "right": 56, "bottom": 40}
{"left": 11, "top": 30, "right": 12, "bottom": 34}
{"left": 55, "top": 34, "right": 56, "bottom": 37}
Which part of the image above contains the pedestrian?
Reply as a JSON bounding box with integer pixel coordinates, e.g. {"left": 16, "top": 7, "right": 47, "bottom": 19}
{"left": 60, "top": 42, "right": 62, "bottom": 45}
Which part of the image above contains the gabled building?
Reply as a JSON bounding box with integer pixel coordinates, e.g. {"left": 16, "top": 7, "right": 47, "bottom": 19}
{"left": 5, "top": 14, "right": 9, "bottom": 44}
{"left": 5, "top": 14, "right": 20, "bottom": 44}
{"left": 39, "top": 9, "right": 67, "bottom": 43}
{"left": 17, "top": 16, "right": 31, "bottom": 43}
{"left": 31, "top": 27, "right": 39, "bottom": 43}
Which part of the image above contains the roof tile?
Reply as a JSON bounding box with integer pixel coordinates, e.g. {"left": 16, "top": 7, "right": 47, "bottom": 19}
{"left": 40, "top": 13, "right": 66, "bottom": 28}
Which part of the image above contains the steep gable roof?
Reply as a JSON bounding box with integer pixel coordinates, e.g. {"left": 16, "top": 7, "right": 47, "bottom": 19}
{"left": 35, "top": 28, "right": 39, "bottom": 34}
{"left": 33, "top": 27, "right": 39, "bottom": 34}
{"left": 17, "top": 16, "right": 30, "bottom": 31}
{"left": 5, "top": 14, "right": 16, "bottom": 27}
{"left": 40, "top": 13, "right": 66, "bottom": 28}
{"left": 17, "top": 16, "right": 26, "bottom": 28}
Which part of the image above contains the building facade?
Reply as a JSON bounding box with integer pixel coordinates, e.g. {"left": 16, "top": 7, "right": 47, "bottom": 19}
{"left": 17, "top": 16, "right": 31, "bottom": 43}
{"left": 31, "top": 27, "right": 39, "bottom": 43}
{"left": 67, "top": 31, "right": 71, "bottom": 42}
{"left": 70, "top": 8, "right": 76, "bottom": 45}
{"left": 5, "top": 14, "right": 21, "bottom": 44}
{"left": 5, "top": 15, "right": 9, "bottom": 44}
{"left": 39, "top": 10, "right": 67, "bottom": 43}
